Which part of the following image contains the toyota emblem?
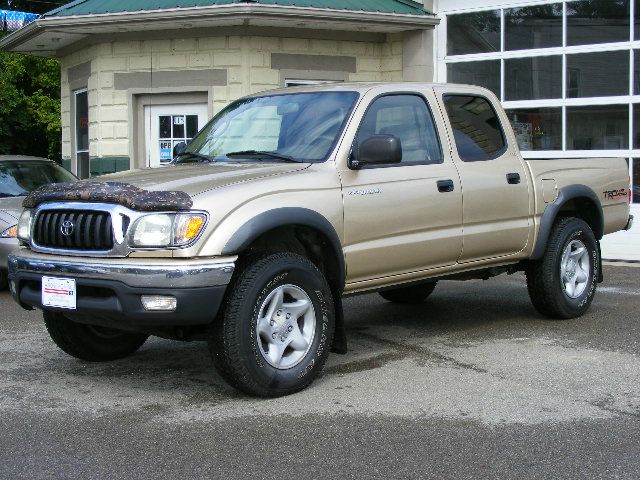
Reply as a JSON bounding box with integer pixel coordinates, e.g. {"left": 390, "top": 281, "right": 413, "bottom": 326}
{"left": 61, "top": 220, "right": 75, "bottom": 236}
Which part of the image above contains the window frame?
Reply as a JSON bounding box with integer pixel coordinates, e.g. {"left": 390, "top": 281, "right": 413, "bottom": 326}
{"left": 350, "top": 92, "right": 445, "bottom": 169}
{"left": 442, "top": 93, "right": 509, "bottom": 162}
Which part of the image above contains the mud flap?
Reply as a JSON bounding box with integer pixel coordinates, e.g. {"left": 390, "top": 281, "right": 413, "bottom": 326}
{"left": 597, "top": 240, "right": 604, "bottom": 283}
{"left": 330, "top": 289, "right": 347, "bottom": 354}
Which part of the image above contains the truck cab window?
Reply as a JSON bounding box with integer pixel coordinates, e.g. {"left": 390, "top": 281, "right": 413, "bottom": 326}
{"left": 443, "top": 95, "right": 507, "bottom": 162}
{"left": 356, "top": 94, "right": 443, "bottom": 165}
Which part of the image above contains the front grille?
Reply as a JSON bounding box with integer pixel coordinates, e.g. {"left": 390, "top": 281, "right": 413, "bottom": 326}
{"left": 33, "top": 210, "right": 114, "bottom": 251}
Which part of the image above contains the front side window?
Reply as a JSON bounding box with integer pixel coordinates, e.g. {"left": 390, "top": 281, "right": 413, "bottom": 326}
{"left": 182, "top": 92, "right": 359, "bottom": 163}
{"left": 355, "top": 95, "right": 443, "bottom": 165}
{"left": 443, "top": 95, "right": 507, "bottom": 162}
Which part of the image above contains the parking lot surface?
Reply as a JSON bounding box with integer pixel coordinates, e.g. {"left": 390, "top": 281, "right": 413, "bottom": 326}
{"left": 1, "top": 266, "right": 639, "bottom": 479}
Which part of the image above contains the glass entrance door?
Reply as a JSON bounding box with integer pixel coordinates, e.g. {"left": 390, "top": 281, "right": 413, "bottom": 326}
{"left": 144, "top": 104, "right": 208, "bottom": 168}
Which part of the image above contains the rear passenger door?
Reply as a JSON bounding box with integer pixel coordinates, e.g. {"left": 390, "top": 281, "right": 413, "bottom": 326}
{"left": 436, "top": 89, "right": 531, "bottom": 262}
{"left": 340, "top": 91, "right": 463, "bottom": 283}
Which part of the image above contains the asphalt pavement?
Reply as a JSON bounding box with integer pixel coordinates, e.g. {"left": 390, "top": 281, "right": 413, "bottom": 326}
{"left": 1, "top": 266, "right": 639, "bottom": 479}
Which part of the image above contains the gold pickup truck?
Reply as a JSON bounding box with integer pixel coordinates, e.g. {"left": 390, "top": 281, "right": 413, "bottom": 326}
{"left": 7, "top": 83, "right": 633, "bottom": 397}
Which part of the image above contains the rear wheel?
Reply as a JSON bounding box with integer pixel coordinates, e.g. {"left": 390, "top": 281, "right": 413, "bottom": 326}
{"left": 43, "top": 311, "right": 149, "bottom": 361}
{"left": 526, "top": 217, "right": 599, "bottom": 319}
{"left": 209, "top": 253, "right": 335, "bottom": 397}
{"left": 379, "top": 281, "right": 438, "bottom": 304}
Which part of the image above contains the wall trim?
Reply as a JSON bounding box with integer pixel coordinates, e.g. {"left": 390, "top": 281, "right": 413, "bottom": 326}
{"left": 114, "top": 69, "right": 227, "bottom": 90}
{"left": 271, "top": 53, "right": 357, "bottom": 73}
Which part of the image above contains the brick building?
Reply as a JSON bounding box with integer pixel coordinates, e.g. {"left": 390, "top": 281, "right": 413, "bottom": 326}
{"left": 0, "top": 0, "right": 437, "bottom": 177}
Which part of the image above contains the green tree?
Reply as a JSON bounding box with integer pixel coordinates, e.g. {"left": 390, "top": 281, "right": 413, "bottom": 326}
{"left": 0, "top": 48, "right": 61, "bottom": 161}
{"left": 1, "top": 0, "right": 63, "bottom": 162}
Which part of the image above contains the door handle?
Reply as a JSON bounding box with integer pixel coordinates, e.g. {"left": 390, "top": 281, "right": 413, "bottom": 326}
{"left": 506, "top": 173, "right": 521, "bottom": 184}
{"left": 437, "top": 179, "right": 455, "bottom": 193}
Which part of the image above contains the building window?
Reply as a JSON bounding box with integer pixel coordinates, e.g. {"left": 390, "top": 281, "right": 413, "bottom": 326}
{"left": 633, "top": 158, "right": 640, "bottom": 203}
{"left": 447, "top": 11, "right": 501, "bottom": 55}
{"left": 443, "top": 95, "right": 507, "bottom": 162}
{"left": 504, "top": 4, "right": 563, "bottom": 51}
{"left": 567, "top": 105, "right": 629, "bottom": 149}
{"left": 566, "top": 0, "right": 630, "bottom": 46}
{"left": 566, "top": 51, "right": 629, "bottom": 98}
{"left": 504, "top": 56, "right": 562, "bottom": 101}
{"left": 506, "top": 108, "right": 563, "bottom": 150}
{"left": 74, "top": 89, "right": 89, "bottom": 179}
{"left": 447, "top": 60, "right": 500, "bottom": 97}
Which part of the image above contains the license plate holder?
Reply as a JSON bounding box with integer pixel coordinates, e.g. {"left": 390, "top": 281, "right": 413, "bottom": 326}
{"left": 42, "top": 276, "right": 77, "bottom": 310}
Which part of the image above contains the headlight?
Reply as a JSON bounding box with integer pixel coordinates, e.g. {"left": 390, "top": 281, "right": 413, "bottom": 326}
{"left": 0, "top": 225, "right": 17, "bottom": 238}
{"left": 130, "top": 212, "right": 206, "bottom": 248}
{"left": 17, "top": 210, "right": 31, "bottom": 241}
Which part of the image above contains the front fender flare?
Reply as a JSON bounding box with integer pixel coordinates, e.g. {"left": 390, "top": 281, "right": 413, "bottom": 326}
{"left": 221, "top": 207, "right": 345, "bottom": 288}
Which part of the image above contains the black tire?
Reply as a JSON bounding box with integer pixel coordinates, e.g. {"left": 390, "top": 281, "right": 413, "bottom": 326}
{"left": 209, "top": 253, "right": 335, "bottom": 397}
{"left": 0, "top": 270, "right": 7, "bottom": 290}
{"left": 379, "top": 281, "right": 438, "bottom": 304}
{"left": 526, "top": 217, "right": 599, "bottom": 319}
{"left": 43, "top": 311, "right": 149, "bottom": 361}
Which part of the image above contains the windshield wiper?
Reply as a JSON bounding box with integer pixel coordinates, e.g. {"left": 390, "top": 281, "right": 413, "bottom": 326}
{"left": 0, "top": 193, "right": 19, "bottom": 198}
{"left": 224, "top": 150, "right": 302, "bottom": 163}
{"left": 175, "top": 152, "right": 215, "bottom": 163}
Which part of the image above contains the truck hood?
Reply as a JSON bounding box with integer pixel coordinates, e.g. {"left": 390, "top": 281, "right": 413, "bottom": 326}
{"left": 97, "top": 162, "right": 310, "bottom": 197}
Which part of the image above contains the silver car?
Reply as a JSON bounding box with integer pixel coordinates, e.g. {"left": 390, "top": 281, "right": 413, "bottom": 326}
{"left": 0, "top": 156, "right": 77, "bottom": 289}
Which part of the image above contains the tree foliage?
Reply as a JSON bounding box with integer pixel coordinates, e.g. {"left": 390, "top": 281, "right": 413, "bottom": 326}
{"left": 0, "top": 41, "right": 61, "bottom": 161}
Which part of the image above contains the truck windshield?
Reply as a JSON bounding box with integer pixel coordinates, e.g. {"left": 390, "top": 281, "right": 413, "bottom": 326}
{"left": 0, "top": 161, "right": 77, "bottom": 197}
{"left": 177, "top": 91, "right": 360, "bottom": 164}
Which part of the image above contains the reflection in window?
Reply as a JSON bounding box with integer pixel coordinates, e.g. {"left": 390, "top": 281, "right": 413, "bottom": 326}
{"left": 505, "top": 4, "right": 563, "bottom": 51}
{"left": 505, "top": 56, "right": 562, "bottom": 101}
{"left": 506, "top": 108, "right": 562, "bottom": 151}
{"left": 566, "top": 51, "right": 629, "bottom": 97}
{"left": 443, "top": 95, "right": 507, "bottom": 162}
{"left": 447, "top": 61, "right": 500, "bottom": 97}
{"left": 447, "top": 11, "right": 501, "bottom": 55}
{"left": 567, "top": 0, "right": 630, "bottom": 46}
{"left": 356, "top": 95, "right": 442, "bottom": 165}
{"left": 567, "top": 105, "right": 629, "bottom": 150}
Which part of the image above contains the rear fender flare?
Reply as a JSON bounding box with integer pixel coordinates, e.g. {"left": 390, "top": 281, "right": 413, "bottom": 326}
{"left": 531, "top": 184, "right": 604, "bottom": 260}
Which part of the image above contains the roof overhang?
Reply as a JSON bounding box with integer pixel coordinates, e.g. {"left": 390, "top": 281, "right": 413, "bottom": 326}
{"left": 0, "top": 4, "right": 439, "bottom": 57}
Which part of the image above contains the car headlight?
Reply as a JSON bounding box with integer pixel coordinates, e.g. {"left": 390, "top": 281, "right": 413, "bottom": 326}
{"left": 17, "top": 210, "right": 31, "bottom": 242}
{"left": 0, "top": 225, "right": 17, "bottom": 238}
{"left": 130, "top": 212, "right": 207, "bottom": 248}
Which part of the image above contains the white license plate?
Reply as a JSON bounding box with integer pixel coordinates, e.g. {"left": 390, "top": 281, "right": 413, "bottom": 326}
{"left": 42, "top": 276, "right": 77, "bottom": 310}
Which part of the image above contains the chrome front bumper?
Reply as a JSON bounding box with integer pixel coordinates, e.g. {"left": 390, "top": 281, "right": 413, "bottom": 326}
{"left": 8, "top": 248, "right": 236, "bottom": 289}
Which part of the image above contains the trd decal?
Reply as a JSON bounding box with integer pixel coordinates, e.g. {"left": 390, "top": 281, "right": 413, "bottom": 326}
{"left": 603, "top": 189, "right": 627, "bottom": 200}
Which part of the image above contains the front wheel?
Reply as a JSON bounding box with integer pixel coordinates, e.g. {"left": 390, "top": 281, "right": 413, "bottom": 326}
{"left": 526, "top": 217, "right": 599, "bottom": 319}
{"left": 209, "top": 253, "right": 335, "bottom": 397}
{"left": 43, "top": 311, "right": 149, "bottom": 361}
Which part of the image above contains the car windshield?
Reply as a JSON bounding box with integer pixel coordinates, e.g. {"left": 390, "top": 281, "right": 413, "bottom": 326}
{"left": 177, "top": 91, "right": 360, "bottom": 164}
{"left": 0, "top": 161, "right": 77, "bottom": 197}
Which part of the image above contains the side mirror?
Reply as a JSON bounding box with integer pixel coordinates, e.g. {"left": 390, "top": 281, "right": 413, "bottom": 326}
{"left": 350, "top": 134, "right": 402, "bottom": 169}
{"left": 173, "top": 142, "right": 187, "bottom": 158}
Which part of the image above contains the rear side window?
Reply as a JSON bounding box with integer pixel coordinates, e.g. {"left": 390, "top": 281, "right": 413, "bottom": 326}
{"left": 356, "top": 94, "right": 443, "bottom": 165}
{"left": 443, "top": 95, "right": 507, "bottom": 162}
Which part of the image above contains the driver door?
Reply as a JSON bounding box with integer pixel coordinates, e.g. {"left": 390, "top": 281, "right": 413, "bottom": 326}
{"left": 339, "top": 91, "right": 464, "bottom": 283}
